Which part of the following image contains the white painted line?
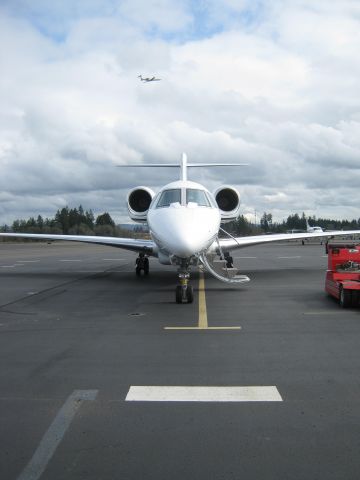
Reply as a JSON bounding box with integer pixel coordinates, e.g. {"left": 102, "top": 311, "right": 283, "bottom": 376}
{"left": 59, "top": 259, "right": 82, "bottom": 262}
{"left": 17, "top": 389, "right": 98, "bottom": 480}
{"left": 1, "top": 265, "right": 16, "bottom": 268}
{"left": 126, "top": 386, "right": 282, "bottom": 402}
{"left": 164, "top": 326, "right": 241, "bottom": 330}
{"left": 234, "top": 256, "right": 257, "bottom": 259}
{"left": 16, "top": 260, "right": 40, "bottom": 263}
{"left": 278, "top": 256, "right": 301, "bottom": 259}
{"left": 77, "top": 270, "right": 103, "bottom": 273}
{"left": 303, "top": 311, "right": 347, "bottom": 316}
{"left": 103, "top": 258, "right": 125, "bottom": 261}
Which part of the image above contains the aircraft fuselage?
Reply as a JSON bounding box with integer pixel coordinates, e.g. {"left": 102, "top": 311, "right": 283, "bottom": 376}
{"left": 147, "top": 180, "right": 220, "bottom": 263}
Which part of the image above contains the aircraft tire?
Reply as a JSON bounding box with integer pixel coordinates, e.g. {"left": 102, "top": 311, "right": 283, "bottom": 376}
{"left": 176, "top": 286, "right": 183, "bottom": 304}
{"left": 186, "top": 285, "right": 194, "bottom": 303}
{"left": 339, "top": 287, "right": 351, "bottom": 308}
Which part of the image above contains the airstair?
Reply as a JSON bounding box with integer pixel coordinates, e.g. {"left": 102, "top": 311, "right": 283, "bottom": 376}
{"left": 199, "top": 236, "right": 250, "bottom": 284}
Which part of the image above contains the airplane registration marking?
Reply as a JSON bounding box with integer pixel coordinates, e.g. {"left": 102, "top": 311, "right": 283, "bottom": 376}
{"left": 164, "top": 272, "right": 241, "bottom": 331}
{"left": 126, "top": 386, "right": 283, "bottom": 402}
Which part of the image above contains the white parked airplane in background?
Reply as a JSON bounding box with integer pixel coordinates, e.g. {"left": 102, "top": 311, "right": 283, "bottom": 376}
{"left": 306, "top": 219, "right": 323, "bottom": 233}
{"left": 1, "top": 153, "right": 360, "bottom": 303}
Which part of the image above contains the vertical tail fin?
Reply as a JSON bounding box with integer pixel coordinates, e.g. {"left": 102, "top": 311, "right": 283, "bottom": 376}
{"left": 180, "top": 153, "right": 187, "bottom": 181}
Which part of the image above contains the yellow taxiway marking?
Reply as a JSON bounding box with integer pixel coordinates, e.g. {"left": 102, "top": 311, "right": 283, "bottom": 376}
{"left": 198, "top": 271, "right": 208, "bottom": 328}
{"left": 164, "top": 271, "right": 241, "bottom": 331}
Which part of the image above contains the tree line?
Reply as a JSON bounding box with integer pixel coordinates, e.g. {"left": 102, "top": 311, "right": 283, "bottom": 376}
{"left": 0, "top": 205, "right": 145, "bottom": 239}
{"left": 1, "top": 207, "right": 360, "bottom": 239}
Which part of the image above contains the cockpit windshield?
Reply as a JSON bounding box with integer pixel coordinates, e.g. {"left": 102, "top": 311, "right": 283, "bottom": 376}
{"left": 186, "top": 189, "right": 211, "bottom": 207}
{"left": 157, "top": 189, "right": 181, "bottom": 208}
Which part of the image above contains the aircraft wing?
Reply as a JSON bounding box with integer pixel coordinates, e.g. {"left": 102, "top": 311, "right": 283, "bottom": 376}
{"left": 218, "top": 230, "right": 360, "bottom": 251}
{"left": 0, "top": 233, "right": 156, "bottom": 254}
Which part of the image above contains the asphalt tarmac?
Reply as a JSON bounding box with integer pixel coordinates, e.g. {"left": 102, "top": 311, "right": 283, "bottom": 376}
{"left": 1, "top": 241, "right": 360, "bottom": 480}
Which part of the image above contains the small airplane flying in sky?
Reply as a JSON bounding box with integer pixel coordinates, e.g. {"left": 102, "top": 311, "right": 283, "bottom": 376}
{"left": 138, "top": 75, "right": 161, "bottom": 82}
{"left": 1, "top": 153, "right": 360, "bottom": 303}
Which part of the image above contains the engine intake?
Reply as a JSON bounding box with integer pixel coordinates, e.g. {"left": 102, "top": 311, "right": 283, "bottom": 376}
{"left": 127, "top": 186, "right": 155, "bottom": 222}
{"left": 213, "top": 186, "right": 241, "bottom": 222}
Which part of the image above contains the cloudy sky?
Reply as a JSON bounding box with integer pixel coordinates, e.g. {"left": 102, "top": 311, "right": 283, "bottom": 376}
{"left": 1, "top": 0, "right": 360, "bottom": 224}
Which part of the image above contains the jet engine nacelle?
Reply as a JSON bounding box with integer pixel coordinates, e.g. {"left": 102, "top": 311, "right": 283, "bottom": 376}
{"left": 213, "top": 186, "right": 241, "bottom": 222}
{"left": 127, "top": 186, "right": 155, "bottom": 222}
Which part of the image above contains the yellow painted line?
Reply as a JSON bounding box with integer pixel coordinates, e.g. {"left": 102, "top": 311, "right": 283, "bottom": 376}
{"left": 198, "top": 271, "right": 208, "bottom": 329}
{"left": 164, "top": 271, "right": 241, "bottom": 331}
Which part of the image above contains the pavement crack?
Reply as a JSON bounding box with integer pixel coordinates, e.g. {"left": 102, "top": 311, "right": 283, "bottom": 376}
{"left": 0, "top": 266, "right": 119, "bottom": 310}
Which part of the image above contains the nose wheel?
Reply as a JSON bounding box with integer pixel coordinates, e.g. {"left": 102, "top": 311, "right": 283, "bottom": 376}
{"left": 175, "top": 273, "right": 194, "bottom": 304}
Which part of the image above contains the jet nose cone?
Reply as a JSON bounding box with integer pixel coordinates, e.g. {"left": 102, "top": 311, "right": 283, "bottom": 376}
{"left": 170, "top": 228, "right": 202, "bottom": 257}
{"left": 148, "top": 205, "right": 220, "bottom": 258}
{"left": 163, "top": 212, "right": 219, "bottom": 257}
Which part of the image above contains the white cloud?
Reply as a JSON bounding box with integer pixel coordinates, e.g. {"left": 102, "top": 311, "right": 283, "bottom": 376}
{"left": 0, "top": 0, "right": 360, "bottom": 225}
{"left": 118, "top": 0, "right": 192, "bottom": 33}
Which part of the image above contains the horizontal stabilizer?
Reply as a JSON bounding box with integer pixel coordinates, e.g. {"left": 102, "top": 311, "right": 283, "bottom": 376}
{"left": 118, "top": 153, "right": 248, "bottom": 181}
{"left": 117, "top": 163, "right": 248, "bottom": 167}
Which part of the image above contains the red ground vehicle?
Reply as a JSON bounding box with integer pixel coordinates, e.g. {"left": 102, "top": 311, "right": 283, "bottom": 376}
{"left": 325, "top": 243, "right": 360, "bottom": 308}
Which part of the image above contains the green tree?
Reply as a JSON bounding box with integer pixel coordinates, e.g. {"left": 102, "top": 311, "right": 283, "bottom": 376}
{"left": 260, "top": 212, "right": 272, "bottom": 232}
{"left": 55, "top": 207, "right": 70, "bottom": 234}
{"left": 36, "top": 215, "right": 44, "bottom": 230}
{"left": 96, "top": 212, "right": 115, "bottom": 227}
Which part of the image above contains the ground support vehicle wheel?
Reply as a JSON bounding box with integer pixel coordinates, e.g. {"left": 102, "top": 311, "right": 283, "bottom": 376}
{"left": 351, "top": 291, "right": 359, "bottom": 307}
{"left": 186, "top": 285, "right": 194, "bottom": 303}
{"left": 339, "top": 287, "right": 352, "bottom": 308}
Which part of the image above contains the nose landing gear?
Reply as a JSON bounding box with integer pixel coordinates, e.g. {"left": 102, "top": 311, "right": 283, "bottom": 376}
{"left": 175, "top": 272, "right": 194, "bottom": 304}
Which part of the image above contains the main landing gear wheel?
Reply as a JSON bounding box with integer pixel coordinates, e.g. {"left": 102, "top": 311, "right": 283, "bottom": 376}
{"left": 135, "top": 253, "right": 149, "bottom": 276}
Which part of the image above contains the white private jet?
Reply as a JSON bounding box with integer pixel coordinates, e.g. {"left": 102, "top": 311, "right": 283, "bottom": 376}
{"left": 1, "top": 153, "right": 360, "bottom": 303}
